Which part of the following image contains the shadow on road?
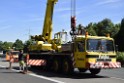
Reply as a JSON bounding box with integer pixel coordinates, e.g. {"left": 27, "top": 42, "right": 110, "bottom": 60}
{"left": 12, "top": 66, "right": 108, "bottom": 79}
{"left": 0, "top": 67, "right": 20, "bottom": 74}
{"left": 1, "top": 71, "right": 20, "bottom": 74}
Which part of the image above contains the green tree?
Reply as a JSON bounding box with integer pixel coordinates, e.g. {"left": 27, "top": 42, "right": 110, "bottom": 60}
{"left": 111, "top": 23, "right": 120, "bottom": 37}
{"left": 13, "top": 39, "right": 24, "bottom": 50}
{"left": 2, "top": 42, "right": 13, "bottom": 51}
{"left": 23, "top": 39, "right": 32, "bottom": 53}
{"left": 115, "top": 18, "right": 124, "bottom": 51}
{"left": 92, "top": 23, "right": 98, "bottom": 35}
{"left": 0, "top": 41, "right": 3, "bottom": 50}
{"left": 97, "top": 18, "right": 114, "bottom": 36}
{"left": 86, "top": 23, "right": 97, "bottom": 36}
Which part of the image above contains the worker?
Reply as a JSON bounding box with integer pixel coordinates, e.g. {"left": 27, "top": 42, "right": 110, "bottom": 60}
{"left": 18, "top": 49, "right": 25, "bottom": 72}
{"left": 78, "top": 42, "right": 85, "bottom": 52}
{"left": 78, "top": 24, "right": 86, "bottom": 35}
{"left": 96, "top": 41, "right": 104, "bottom": 51}
{"left": 8, "top": 51, "right": 13, "bottom": 69}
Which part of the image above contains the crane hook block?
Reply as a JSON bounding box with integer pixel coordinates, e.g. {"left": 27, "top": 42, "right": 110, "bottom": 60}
{"left": 71, "top": 16, "right": 76, "bottom": 31}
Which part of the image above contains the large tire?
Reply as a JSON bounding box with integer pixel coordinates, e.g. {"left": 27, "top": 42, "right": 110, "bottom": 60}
{"left": 89, "top": 68, "right": 101, "bottom": 75}
{"left": 78, "top": 68, "right": 87, "bottom": 72}
{"left": 30, "top": 65, "right": 38, "bottom": 69}
{"left": 62, "top": 58, "right": 74, "bottom": 74}
{"left": 52, "top": 59, "right": 61, "bottom": 72}
{"left": 43, "top": 59, "right": 51, "bottom": 71}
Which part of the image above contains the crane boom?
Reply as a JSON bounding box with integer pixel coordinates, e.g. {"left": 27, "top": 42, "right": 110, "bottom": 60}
{"left": 42, "top": 0, "right": 58, "bottom": 43}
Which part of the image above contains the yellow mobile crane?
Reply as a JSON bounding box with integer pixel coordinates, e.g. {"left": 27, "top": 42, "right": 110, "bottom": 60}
{"left": 29, "top": 0, "right": 66, "bottom": 51}
{"left": 28, "top": 0, "right": 121, "bottom": 75}
{"left": 29, "top": 0, "right": 57, "bottom": 51}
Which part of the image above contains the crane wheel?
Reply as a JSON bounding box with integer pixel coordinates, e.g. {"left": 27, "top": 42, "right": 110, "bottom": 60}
{"left": 89, "top": 68, "right": 101, "bottom": 75}
{"left": 62, "top": 58, "right": 74, "bottom": 74}
{"left": 78, "top": 68, "right": 87, "bottom": 72}
{"left": 30, "top": 66, "right": 37, "bottom": 69}
{"left": 52, "top": 59, "right": 61, "bottom": 72}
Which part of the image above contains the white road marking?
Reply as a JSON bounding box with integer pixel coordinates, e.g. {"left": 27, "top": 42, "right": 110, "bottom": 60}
{"left": 110, "top": 77, "right": 124, "bottom": 81}
{"left": 29, "top": 73, "right": 65, "bottom": 83}
{"left": 0, "top": 65, "right": 65, "bottom": 83}
{"left": 0, "top": 65, "right": 6, "bottom": 68}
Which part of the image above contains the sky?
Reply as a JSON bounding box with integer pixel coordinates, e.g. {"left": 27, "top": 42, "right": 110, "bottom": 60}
{"left": 0, "top": 0, "right": 124, "bottom": 42}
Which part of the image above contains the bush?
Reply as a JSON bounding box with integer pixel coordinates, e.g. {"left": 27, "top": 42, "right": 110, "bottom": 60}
{"left": 116, "top": 52, "right": 124, "bottom": 67}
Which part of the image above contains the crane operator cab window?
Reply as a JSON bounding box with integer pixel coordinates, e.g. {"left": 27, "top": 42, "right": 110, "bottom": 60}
{"left": 87, "top": 39, "right": 114, "bottom": 52}
{"left": 31, "top": 39, "right": 36, "bottom": 45}
{"left": 77, "top": 41, "right": 85, "bottom": 52}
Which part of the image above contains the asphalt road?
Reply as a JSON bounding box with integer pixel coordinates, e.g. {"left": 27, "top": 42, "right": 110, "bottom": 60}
{"left": 0, "top": 58, "right": 124, "bottom": 83}
{"left": 0, "top": 67, "right": 57, "bottom": 83}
